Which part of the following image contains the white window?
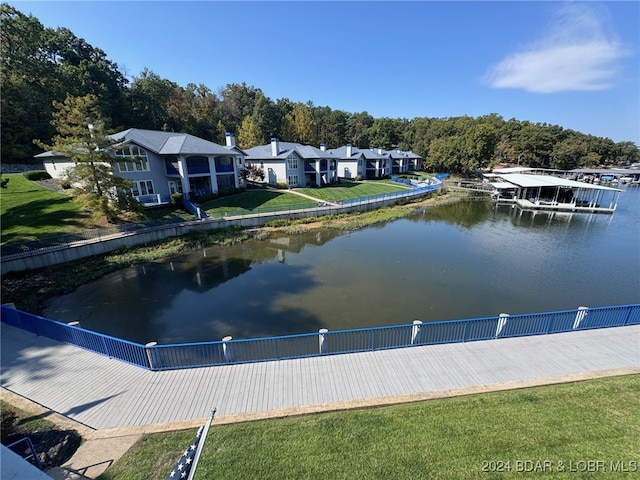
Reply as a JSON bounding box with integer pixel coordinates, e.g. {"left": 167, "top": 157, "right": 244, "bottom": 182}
{"left": 116, "top": 145, "right": 150, "bottom": 172}
{"left": 287, "top": 156, "right": 298, "bottom": 170}
{"left": 131, "top": 180, "right": 154, "bottom": 196}
{"left": 287, "top": 175, "right": 299, "bottom": 186}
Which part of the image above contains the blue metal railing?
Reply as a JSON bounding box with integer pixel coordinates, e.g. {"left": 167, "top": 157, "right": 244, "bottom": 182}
{"left": 0, "top": 306, "right": 149, "bottom": 368}
{"left": 182, "top": 198, "right": 208, "bottom": 219}
{"left": 2, "top": 304, "right": 637, "bottom": 371}
{"left": 7, "top": 437, "right": 44, "bottom": 471}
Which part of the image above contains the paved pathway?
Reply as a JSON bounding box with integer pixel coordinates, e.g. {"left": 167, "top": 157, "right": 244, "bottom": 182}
{"left": 2, "top": 324, "right": 638, "bottom": 435}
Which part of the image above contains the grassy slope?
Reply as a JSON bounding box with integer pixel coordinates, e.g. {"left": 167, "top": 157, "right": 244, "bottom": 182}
{"left": 0, "top": 174, "right": 93, "bottom": 244}
{"left": 200, "top": 189, "right": 316, "bottom": 215}
{"left": 99, "top": 375, "right": 640, "bottom": 480}
{"left": 0, "top": 178, "right": 414, "bottom": 243}
{"left": 295, "top": 180, "right": 410, "bottom": 202}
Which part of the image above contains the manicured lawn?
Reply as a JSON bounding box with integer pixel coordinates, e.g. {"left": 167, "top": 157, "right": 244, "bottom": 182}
{"left": 200, "top": 189, "right": 316, "bottom": 216}
{"left": 0, "top": 174, "right": 94, "bottom": 244}
{"left": 98, "top": 375, "right": 640, "bottom": 480}
{"left": 295, "top": 180, "right": 410, "bottom": 202}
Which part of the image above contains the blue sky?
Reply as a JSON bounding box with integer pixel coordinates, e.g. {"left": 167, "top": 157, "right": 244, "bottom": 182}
{"left": 9, "top": 1, "right": 640, "bottom": 144}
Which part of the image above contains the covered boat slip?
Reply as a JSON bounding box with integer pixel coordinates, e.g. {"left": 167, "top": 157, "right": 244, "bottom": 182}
{"left": 487, "top": 173, "right": 622, "bottom": 213}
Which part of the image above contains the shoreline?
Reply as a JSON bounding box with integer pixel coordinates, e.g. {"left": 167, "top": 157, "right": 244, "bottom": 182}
{"left": 0, "top": 188, "right": 475, "bottom": 314}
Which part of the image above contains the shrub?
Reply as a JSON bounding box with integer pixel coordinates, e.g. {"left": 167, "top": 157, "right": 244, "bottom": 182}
{"left": 0, "top": 410, "right": 17, "bottom": 444}
{"left": 170, "top": 192, "right": 183, "bottom": 205}
{"left": 276, "top": 182, "right": 288, "bottom": 189}
{"left": 23, "top": 170, "right": 51, "bottom": 181}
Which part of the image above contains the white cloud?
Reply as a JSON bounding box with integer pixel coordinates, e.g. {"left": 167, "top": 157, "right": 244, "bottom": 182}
{"left": 485, "top": 3, "right": 630, "bottom": 93}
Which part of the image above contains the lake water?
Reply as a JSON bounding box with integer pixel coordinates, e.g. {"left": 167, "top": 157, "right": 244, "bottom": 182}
{"left": 45, "top": 186, "right": 640, "bottom": 345}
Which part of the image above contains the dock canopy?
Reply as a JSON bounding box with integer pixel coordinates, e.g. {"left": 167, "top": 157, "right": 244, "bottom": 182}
{"left": 485, "top": 173, "right": 622, "bottom": 213}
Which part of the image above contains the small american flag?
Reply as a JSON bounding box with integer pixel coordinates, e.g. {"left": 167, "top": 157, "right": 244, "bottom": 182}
{"left": 166, "top": 426, "right": 204, "bottom": 479}
{"left": 166, "top": 409, "right": 216, "bottom": 480}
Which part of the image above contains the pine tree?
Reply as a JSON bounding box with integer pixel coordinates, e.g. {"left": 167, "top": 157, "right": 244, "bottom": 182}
{"left": 35, "top": 94, "right": 141, "bottom": 221}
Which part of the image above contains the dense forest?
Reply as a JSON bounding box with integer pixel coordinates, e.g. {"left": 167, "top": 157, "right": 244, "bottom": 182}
{"left": 2, "top": 4, "right": 638, "bottom": 174}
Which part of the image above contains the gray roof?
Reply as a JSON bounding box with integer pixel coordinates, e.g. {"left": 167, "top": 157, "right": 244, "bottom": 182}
{"left": 245, "top": 141, "right": 336, "bottom": 161}
{"left": 327, "top": 146, "right": 387, "bottom": 160}
{"left": 110, "top": 129, "right": 231, "bottom": 156}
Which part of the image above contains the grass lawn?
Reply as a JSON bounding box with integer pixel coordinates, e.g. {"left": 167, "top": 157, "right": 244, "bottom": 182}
{"left": 0, "top": 399, "right": 57, "bottom": 436}
{"left": 98, "top": 375, "right": 640, "bottom": 480}
{"left": 200, "top": 189, "right": 316, "bottom": 216}
{"left": 0, "top": 174, "right": 96, "bottom": 244}
{"left": 295, "top": 180, "right": 410, "bottom": 203}
{"left": 0, "top": 176, "right": 417, "bottom": 244}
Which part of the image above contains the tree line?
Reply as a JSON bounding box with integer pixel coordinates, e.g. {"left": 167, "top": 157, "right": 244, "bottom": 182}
{"left": 2, "top": 3, "right": 638, "bottom": 174}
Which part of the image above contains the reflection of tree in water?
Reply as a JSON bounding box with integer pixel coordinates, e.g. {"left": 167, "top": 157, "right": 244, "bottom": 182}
{"left": 45, "top": 228, "right": 344, "bottom": 344}
{"left": 410, "top": 198, "right": 492, "bottom": 228}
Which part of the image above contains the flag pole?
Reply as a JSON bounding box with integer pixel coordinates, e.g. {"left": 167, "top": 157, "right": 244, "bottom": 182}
{"left": 187, "top": 408, "right": 216, "bottom": 480}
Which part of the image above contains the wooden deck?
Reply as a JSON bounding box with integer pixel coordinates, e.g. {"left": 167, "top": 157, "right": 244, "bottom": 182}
{"left": 1, "top": 324, "right": 638, "bottom": 431}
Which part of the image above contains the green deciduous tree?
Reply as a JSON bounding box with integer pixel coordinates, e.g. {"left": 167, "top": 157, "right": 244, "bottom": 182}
{"left": 130, "top": 69, "right": 177, "bottom": 131}
{"left": 237, "top": 115, "right": 263, "bottom": 148}
{"left": 282, "top": 103, "right": 318, "bottom": 145}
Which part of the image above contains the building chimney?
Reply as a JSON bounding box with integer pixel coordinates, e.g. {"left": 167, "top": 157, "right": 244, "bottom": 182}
{"left": 225, "top": 132, "right": 236, "bottom": 147}
{"left": 271, "top": 138, "right": 279, "bottom": 157}
{"left": 378, "top": 146, "right": 383, "bottom": 155}
{"left": 320, "top": 143, "right": 326, "bottom": 151}
{"left": 346, "top": 143, "right": 352, "bottom": 157}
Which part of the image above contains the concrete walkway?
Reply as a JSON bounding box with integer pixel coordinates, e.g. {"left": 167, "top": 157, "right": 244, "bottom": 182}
{"left": 1, "top": 324, "right": 639, "bottom": 478}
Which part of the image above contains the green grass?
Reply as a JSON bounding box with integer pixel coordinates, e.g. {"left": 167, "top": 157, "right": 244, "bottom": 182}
{"left": 0, "top": 399, "right": 57, "bottom": 436}
{"left": 0, "top": 174, "right": 94, "bottom": 244}
{"left": 200, "top": 189, "right": 316, "bottom": 216}
{"left": 295, "top": 180, "right": 409, "bottom": 202}
{"left": 98, "top": 375, "right": 640, "bottom": 480}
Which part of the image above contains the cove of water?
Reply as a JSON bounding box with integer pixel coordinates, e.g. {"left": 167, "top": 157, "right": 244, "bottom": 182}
{"left": 45, "top": 187, "right": 640, "bottom": 344}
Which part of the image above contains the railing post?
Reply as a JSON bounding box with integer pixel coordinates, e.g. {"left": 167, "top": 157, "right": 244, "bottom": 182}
{"left": 496, "top": 313, "right": 509, "bottom": 337}
{"left": 319, "top": 329, "right": 328, "bottom": 354}
{"left": 222, "top": 336, "right": 234, "bottom": 362}
{"left": 573, "top": 306, "right": 589, "bottom": 329}
{"left": 145, "top": 341, "right": 157, "bottom": 370}
{"left": 411, "top": 320, "right": 422, "bottom": 345}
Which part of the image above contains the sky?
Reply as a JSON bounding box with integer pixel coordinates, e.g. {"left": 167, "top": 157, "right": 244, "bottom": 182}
{"left": 8, "top": 1, "right": 640, "bottom": 145}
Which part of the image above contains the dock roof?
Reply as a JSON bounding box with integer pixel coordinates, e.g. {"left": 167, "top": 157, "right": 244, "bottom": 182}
{"left": 496, "top": 174, "right": 622, "bottom": 191}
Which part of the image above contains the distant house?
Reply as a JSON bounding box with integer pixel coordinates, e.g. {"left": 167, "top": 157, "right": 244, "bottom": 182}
{"left": 328, "top": 145, "right": 423, "bottom": 179}
{"left": 38, "top": 129, "right": 246, "bottom": 206}
{"left": 244, "top": 138, "right": 338, "bottom": 187}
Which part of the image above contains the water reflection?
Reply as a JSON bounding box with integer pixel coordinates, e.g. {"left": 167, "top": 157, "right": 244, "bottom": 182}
{"left": 45, "top": 187, "right": 640, "bottom": 344}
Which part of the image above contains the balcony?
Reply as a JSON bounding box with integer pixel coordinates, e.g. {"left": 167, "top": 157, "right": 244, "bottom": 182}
{"left": 187, "top": 165, "right": 210, "bottom": 175}
{"left": 215, "top": 164, "right": 234, "bottom": 173}
{"left": 165, "top": 162, "right": 180, "bottom": 175}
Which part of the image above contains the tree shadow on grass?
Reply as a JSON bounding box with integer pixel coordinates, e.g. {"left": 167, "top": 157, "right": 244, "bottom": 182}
{"left": 1, "top": 197, "right": 93, "bottom": 244}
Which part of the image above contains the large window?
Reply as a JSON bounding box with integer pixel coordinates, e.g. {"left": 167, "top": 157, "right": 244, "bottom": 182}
{"left": 131, "top": 180, "right": 154, "bottom": 196}
{"left": 287, "top": 175, "right": 299, "bottom": 186}
{"left": 116, "top": 145, "right": 149, "bottom": 172}
{"left": 287, "top": 156, "right": 298, "bottom": 170}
